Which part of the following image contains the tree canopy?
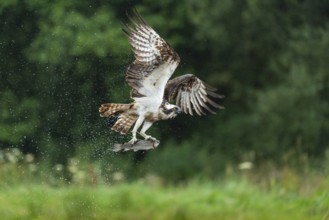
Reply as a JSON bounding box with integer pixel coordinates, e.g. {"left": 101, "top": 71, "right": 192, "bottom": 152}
{"left": 1, "top": 0, "right": 328, "bottom": 181}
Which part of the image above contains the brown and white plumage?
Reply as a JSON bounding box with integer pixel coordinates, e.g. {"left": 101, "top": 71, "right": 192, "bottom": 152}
{"left": 123, "top": 9, "right": 180, "bottom": 102}
{"left": 99, "top": 9, "right": 223, "bottom": 145}
{"left": 165, "top": 74, "right": 224, "bottom": 116}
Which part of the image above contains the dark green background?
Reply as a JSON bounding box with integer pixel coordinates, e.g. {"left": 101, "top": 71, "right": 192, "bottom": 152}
{"left": 1, "top": 0, "right": 328, "bottom": 182}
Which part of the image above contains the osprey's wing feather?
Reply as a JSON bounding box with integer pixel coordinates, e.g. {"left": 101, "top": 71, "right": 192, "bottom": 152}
{"left": 164, "top": 74, "right": 224, "bottom": 116}
{"left": 123, "top": 9, "right": 180, "bottom": 100}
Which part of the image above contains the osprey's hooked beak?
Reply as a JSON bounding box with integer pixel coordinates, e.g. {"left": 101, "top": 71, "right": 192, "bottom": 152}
{"left": 175, "top": 107, "right": 182, "bottom": 114}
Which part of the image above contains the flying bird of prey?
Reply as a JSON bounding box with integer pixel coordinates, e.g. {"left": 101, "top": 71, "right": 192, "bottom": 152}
{"left": 99, "top": 9, "right": 224, "bottom": 145}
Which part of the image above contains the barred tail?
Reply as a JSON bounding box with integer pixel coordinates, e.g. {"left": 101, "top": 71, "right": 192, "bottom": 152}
{"left": 99, "top": 103, "right": 132, "bottom": 117}
{"left": 112, "top": 113, "right": 138, "bottom": 134}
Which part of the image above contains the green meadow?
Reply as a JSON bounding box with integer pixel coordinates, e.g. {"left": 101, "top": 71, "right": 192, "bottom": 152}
{"left": 1, "top": 149, "right": 328, "bottom": 220}
{"left": 1, "top": 179, "right": 328, "bottom": 220}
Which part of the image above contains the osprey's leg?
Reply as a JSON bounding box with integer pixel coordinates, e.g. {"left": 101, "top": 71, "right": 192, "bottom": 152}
{"left": 139, "top": 121, "right": 156, "bottom": 141}
{"left": 129, "top": 115, "right": 144, "bottom": 145}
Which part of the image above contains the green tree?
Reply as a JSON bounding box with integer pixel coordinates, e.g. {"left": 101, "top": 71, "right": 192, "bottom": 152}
{"left": 1, "top": 0, "right": 328, "bottom": 182}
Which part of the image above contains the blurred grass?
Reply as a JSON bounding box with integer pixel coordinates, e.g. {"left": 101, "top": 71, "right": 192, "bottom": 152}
{"left": 1, "top": 148, "right": 328, "bottom": 219}
{"left": 0, "top": 180, "right": 328, "bottom": 220}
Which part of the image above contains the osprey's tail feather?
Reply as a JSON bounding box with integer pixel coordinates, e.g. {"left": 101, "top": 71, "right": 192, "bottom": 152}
{"left": 99, "top": 103, "right": 132, "bottom": 117}
{"left": 99, "top": 103, "right": 137, "bottom": 134}
{"left": 112, "top": 113, "right": 138, "bottom": 134}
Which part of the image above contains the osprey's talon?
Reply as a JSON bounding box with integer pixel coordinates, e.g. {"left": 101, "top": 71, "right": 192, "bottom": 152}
{"left": 145, "top": 135, "right": 157, "bottom": 142}
{"left": 128, "top": 137, "right": 138, "bottom": 145}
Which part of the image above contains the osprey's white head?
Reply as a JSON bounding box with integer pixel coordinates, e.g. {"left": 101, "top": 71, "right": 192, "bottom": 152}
{"left": 160, "top": 101, "right": 182, "bottom": 119}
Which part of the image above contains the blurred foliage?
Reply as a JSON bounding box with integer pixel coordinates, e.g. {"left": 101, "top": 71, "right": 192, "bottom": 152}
{"left": 1, "top": 0, "right": 329, "bottom": 182}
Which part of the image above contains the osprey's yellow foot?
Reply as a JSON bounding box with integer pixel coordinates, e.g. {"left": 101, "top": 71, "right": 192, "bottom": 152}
{"left": 145, "top": 136, "right": 157, "bottom": 142}
{"left": 128, "top": 137, "right": 138, "bottom": 145}
{"left": 140, "top": 132, "right": 157, "bottom": 142}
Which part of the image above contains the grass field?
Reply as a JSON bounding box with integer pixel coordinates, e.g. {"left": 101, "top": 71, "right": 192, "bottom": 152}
{"left": 0, "top": 180, "right": 328, "bottom": 220}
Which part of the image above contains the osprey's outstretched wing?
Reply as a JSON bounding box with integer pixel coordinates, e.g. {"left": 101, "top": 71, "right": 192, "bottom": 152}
{"left": 123, "top": 9, "right": 180, "bottom": 100}
{"left": 164, "top": 74, "right": 224, "bottom": 116}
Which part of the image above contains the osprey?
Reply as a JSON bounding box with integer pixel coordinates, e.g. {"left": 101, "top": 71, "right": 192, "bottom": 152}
{"left": 99, "top": 9, "right": 224, "bottom": 145}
